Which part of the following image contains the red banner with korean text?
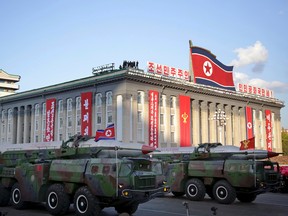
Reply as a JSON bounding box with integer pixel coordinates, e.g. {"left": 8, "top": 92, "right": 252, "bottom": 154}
{"left": 45, "top": 98, "right": 56, "bottom": 142}
{"left": 179, "top": 95, "right": 191, "bottom": 147}
{"left": 265, "top": 110, "right": 272, "bottom": 151}
{"left": 81, "top": 92, "right": 92, "bottom": 136}
{"left": 149, "top": 90, "right": 159, "bottom": 148}
{"left": 245, "top": 106, "right": 253, "bottom": 139}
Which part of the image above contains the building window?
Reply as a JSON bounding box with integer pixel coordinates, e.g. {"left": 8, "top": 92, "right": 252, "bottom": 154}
{"left": 58, "top": 100, "right": 63, "bottom": 129}
{"left": 106, "top": 91, "right": 113, "bottom": 124}
{"left": 160, "top": 113, "right": 164, "bottom": 125}
{"left": 66, "top": 98, "right": 73, "bottom": 139}
{"left": 34, "top": 104, "right": 40, "bottom": 132}
{"left": 67, "top": 98, "right": 72, "bottom": 111}
{"left": 7, "top": 109, "right": 12, "bottom": 134}
{"left": 1, "top": 110, "right": 6, "bottom": 123}
{"left": 137, "top": 91, "right": 144, "bottom": 141}
{"left": 75, "top": 96, "right": 81, "bottom": 135}
{"left": 35, "top": 104, "right": 40, "bottom": 116}
{"left": 171, "top": 131, "right": 175, "bottom": 143}
{"left": 95, "top": 93, "right": 102, "bottom": 126}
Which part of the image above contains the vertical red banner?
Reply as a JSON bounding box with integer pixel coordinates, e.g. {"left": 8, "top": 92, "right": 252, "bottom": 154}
{"left": 45, "top": 98, "right": 56, "bottom": 142}
{"left": 149, "top": 90, "right": 159, "bottom": 148}
{"left": 265, "top": 110, "right": 272, "bottom": 151}
{"left": 81, "top": 92, "right": 92, "bottom": 136}
{"left": 245, "top": 106, "right": 253, "bottom": 139}
{"left": 179, "top": 95, "right": 191, "bottom": 147}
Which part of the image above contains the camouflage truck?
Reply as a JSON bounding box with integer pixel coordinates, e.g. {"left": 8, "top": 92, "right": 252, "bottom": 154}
{"left": 0, "top": 135, "right": 169, "bottom": 215}
{"left": 151, "top": 143, "right": 281, "bottom": 204}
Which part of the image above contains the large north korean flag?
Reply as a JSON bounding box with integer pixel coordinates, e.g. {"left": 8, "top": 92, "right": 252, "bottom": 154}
{"left": 191, "top": 46, "right": 236, "bottom": 91}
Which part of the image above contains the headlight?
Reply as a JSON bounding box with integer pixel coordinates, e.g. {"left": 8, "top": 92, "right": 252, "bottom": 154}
{"left": 122, "top": 190, "right": 130, "bottom": 197}
{"left": 118, "top": 184, "right": 124, "bottom": 189}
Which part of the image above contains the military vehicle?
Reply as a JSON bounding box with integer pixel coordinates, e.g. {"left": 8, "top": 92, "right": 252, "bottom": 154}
{"left": 0, "top": 135, "right": 169, "bottom": 215}
{"left": 151, "top": 143, "right": 281, "bottom": 204}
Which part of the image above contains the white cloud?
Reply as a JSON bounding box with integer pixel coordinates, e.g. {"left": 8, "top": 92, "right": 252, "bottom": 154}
{"left": 230, "top": 41, "right": 268, "bottom": 73}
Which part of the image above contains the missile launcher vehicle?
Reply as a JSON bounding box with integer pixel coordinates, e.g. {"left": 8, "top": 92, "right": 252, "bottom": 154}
{"left": 0, "top": 135, "right": 169, "bottom": 215}
{"left": 151, "top": 143, "right": 281, "bottom": 204}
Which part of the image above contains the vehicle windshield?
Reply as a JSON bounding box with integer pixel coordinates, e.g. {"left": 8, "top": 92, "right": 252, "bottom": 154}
{"left": 152, "top": 161, "right": 163, "bottom": 175}
{"left": 119, "top": 162, "right": 133, "bottom": 177}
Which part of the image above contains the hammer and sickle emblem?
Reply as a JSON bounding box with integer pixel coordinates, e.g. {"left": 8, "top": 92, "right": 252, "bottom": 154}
{"left": 182, "top": 112, "right": 188, "bottom": 123}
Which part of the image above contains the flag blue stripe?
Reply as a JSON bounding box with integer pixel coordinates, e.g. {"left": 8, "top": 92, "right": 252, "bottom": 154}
{"left": 196, "top": 78, "right": 236, "bottom": 91}
{"left": 192, "top": 47, "right": 233, "bottom": 72}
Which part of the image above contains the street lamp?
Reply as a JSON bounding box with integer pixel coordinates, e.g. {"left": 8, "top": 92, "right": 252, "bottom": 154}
{"left": 212, "top": 109, "right": 227, "bottom": 145}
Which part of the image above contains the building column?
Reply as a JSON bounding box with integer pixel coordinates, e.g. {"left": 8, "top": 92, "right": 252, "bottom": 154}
{"left": 23, "top": 105, "right": 32, "bottom": 143}
{"left": 232, "top": 106, "right": 239, "bottom": 146}
{"left": 225, "top": 105, "right": 233, "bottom": 145}
{"left": 30, "top": 106, "right": 35, "bottom": 142}
{"left": 216, "top": 104, "right": 225, "bottom": 145}
{"left": 209, "top": 102, "right": 217, "bottom": 143}
{"left": 116, "top": 94, "right": 124, "bottom": 142}
{"left": 12, "top": 107, "right": 18, "bottom": 144}
{"left": 239, "top": 107, "right": 246, "bottom": 142}
{"left": 200, "top": 101, "right": 209, "bottom": 143}
{"left": 17, "top": 106, "right": 24, "bottom": 143}
{"left": 273, "top": 112, "right": 282, "bottom": 152}
{"left": 192, "top": 99, "right": 200, "bottom": 145}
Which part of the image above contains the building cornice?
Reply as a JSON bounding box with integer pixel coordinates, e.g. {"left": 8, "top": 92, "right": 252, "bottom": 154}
{"left": 0, "top": 68, "right": 284, "bottom": 109}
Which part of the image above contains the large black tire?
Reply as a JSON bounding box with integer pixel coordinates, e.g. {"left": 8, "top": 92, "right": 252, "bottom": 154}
{"left": 171, "top": 191, "right": 185, "bottom": 197}
{"left": 185, "top": 178, "right": 206, "bottom": 201}
{"left": 74, "top": 186, "right": 101, "bottom": 216}
{"left": 213, "top": 180, "right": 236, "bottom": 204}
{"left": 11, "top": 183, "right": 27, "bottom": 209}
{"left": 46, "top": 184, "right": 70, "bottom": 215}
{"left": 115, "top": 203, "right": 139, "bottom": 215}
{"left": 237, "top": 193, "right": 257, "bottom": 203}
{"left": 0, "top": 184, "right": 10, "bottom": 207}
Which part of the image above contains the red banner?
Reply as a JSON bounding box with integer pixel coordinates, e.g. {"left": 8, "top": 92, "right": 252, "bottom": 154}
{"left": 45, "top": 98, "right": 56, "bottom": 142}
{"left": 179, "top": 95, "right": 191, "bottom": 147}
{"left": 81, "top": 92, "right": 93, "bottom": 136}
{"left": 245, "top": 106, "right": 253, "bottom": 139}
{"left": 149, "top": 90, "right": 159, "bottom": 148}
{"left": 265, "top": 110, "right": 272, "bottom": 151}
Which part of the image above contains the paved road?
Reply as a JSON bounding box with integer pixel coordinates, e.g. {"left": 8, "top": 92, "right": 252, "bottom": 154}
{"left": 1, "top": 192, "right": 288, "bottom": 216}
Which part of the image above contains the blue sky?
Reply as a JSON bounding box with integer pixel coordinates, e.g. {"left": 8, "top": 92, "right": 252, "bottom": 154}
{"left": 1, "top": 0, "right": 287, "bottom": 128}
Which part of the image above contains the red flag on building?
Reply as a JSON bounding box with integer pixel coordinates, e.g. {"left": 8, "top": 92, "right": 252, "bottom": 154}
{"left": 245, "top": 106, "right": 254, "bottom": 139}
{"left": 148, "top": 90, "right": 159, "bottom": 148}
{"left": 179, "top": 95, "right": 191, "bottom": 147}
{"left": 190, "top": 46, "right": 236, "bottom": 91}
{"left": 45, "top": 98, "right": 56, "bottom": 142}
{"left": 240, "top": 137, "right": 255, "bottom": 150}
{"left": 81, "top": 92, "right": 92, "bottom": 136}
{"left": 95, "top": 124, "right": 115, "bottom": 142}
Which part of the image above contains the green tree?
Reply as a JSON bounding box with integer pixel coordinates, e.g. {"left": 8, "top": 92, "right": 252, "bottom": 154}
{"left": 282, "top": 131, "right": 288, "bottom": 155}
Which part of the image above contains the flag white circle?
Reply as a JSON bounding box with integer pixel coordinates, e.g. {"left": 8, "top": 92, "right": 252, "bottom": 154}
{"left": 105, "top": 129, "right": 112, "bottom": 137}
{"left": 247, "top": 122, "right": 252, "bottom": 129}
{"left": 203, "top": 61, "right": 213, "bottom": 77}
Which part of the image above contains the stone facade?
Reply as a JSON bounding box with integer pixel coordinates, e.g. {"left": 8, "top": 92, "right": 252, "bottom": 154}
{"left": 0, "top": 68, "right": 284, "bottom": 152}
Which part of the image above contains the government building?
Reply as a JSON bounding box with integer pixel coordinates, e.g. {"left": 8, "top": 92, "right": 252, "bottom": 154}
{"left": 0, "top": 45, "right": 285, "bottom": 153}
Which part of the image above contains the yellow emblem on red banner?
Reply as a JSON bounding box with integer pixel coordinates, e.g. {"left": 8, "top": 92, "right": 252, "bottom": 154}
{"left": 182, "top": 112, "right": 188, "bottom": 123}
